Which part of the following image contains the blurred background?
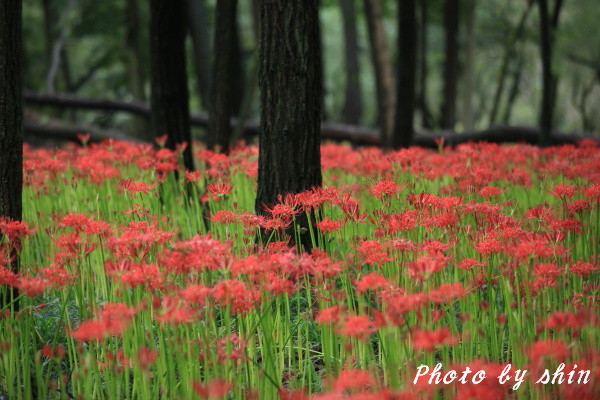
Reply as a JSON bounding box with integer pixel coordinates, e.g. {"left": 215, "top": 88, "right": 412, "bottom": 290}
{"left": 21, "top": 0, "right": 600, "bottom": 144}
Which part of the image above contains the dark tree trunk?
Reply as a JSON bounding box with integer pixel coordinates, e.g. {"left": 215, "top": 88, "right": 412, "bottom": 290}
{"left": 502, "top": 51, "right": 524, "bottom": 124}
{"left": 256, "top": 0, "right": 322, "bottom": 249}
{"left": 229, "top": 4, "right": 245, "bottom": 117}
{"left": 394, "top": 0, "right": 417, "bottom": 148}
{"left": 417, "top": 0, "right": 434, "bottom": 129}
{"left": 339, "top": 0, "right": 362, "bottom": 124}
{"left": 489, "top": 0, "right": 532, "bottom": 125}
{"left": 149, "top": 0, "right": 194, "bottom": 171}
{"left": 363, "top": 0, "right": 395, "bottom": 148}
{"left": 125, "top": 0, "right": 148, "bottom": 139}
{"left": 208, "top": 0, "right": 238, "bottom": 152}
{"left": 461, "top": 0, "right": 476, "bottom": 130}
{"left": 186, "top": 0, "right": 212, "bottom": 110}
{"left": 441, "top": 0, "right": 459, "bottom": 129}
{"left": 1, "top": 0, "right": 23, "bottom": 309}
{"left": 537, "top": 0, "right": 553, "bottom": 146}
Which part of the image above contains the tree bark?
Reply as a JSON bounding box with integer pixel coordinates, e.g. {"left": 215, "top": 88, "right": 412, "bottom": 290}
{"left": 256, "top": 0, "right": 322, "bottom": 250}
{"left": 394, "top": 0, "right": 417, "bottom": 148}
{"left": 125, "top": 0, "right": 148, "bottom": 139}
{"left": 0, "top": 0, "right": 23, "bottom": 309}
{"left": 489, "top": 0, "right": 532, "bottom": 125}
{"left": 461, "top": 0, "right": 476, "bottom": 130}
{"left": 186, "top": 0, "right": 213, "bottom": 110}
{"left": 537, "top": 0, "right": 553, "bottom": 146}
{"left": 441, "top": 0, "right": 459, "bottom": 130}
{"left": 363, "top": 0, "right": 395, "bottom": 148}
{"left": 339, "top": 0, "right": 362, "bottom": 124}
{"left": 149, "top": 0, "right": 194, "bottom": 170}
{"left": 208, "top": 0, "right": 238, "bottom": 152}
{"left": 417, "top": 0, "right": 434, "bottom": 129}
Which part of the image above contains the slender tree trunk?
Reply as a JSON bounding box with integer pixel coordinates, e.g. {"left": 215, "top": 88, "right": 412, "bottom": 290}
{"left": 230, "top": 5, "right": 245, "bottom": 117}
{"left": 339, "top": 0, "right": 362, "bottom": 124}
{"left": 441, "top": 0, "right": 459, "bottom": 129}
{"left": 125, "top": 0, "right": 148, "bottom": 139}
{"left": 149, "top": 0, "right": 194, "bottom": 171}
{"left": 0, "top": 0, "right": 23, "bottom": 310}
{"left": 502, "top": 51, "right": 524, "bottom": 124}
{"left": 537, "top": 0, "right": 553, "bottom": 146}
{"left": 461, "top": 0, "right": 476, "bottom": 130}
{"left": 394, "top": 0, "right": 417, "bottom": 148}
{"left": 185, "top": 0, "right": 212, "bottom": 110}
{"left": 418, "top": 0, "right": 433, "bottom": 129}
{"left": 363, "top": 0, "right": 395, "bottom": 148}
{"left": 489, "top": 0, "right": 532, "bottom": 125}
{"left": 256, "top": 0, "right": 322, "bottom": 252}
{"left": 208, "top": 0, "right": 238, "bottom": 152}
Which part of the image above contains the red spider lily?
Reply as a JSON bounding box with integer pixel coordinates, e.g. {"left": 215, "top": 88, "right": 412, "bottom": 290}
{"left": 526, "top": 338, "right": 569, "bottom": 363}
{"left": 184, "top": 170, "right": 202, "bottom": 182}
{"left": 206, "top": 182, "right": 233, "bottom": 195}
{"left": 428, "top": 282, "right": 466, "bottom": 304}
{"left": 17, "top": 275, "right": 51, "bottom": 296}
{"left": 408, "top": 253, "right": 449, "bottom": 280}
{"left": 192, "top": 378, "right": 232, "bottom": 399}
{"left": 41, "top": 344, "right": 66, "bottom": 360}
{"left": 211, "top": 280, "right": 260, "bottom": 314}
{"left": 216, "top": 333, "right": 246, "bottom": 362}
{"left": 532, "top": 262, "right": 562, "bottom": 290}
{"left": 570, "top": 261, "right": 598, "bottom": 277}
{"left": 411, "top": 327, "right": 459, "bottom": 352}
{"left": 456, "top": 258, "right": 486, "bottom": 270}
{"left": 355, "top": 272, "right": 390, "bottom": 293}
{"left": 119, "top": 263, "right": 164, "bottom": 291}
{"left": 119, "top": 178, "right": 157, "bottom": 195}
{"left": 551, "top": 183, "right": 577, "bottom": 198}
{"left": 153, "top": 295, "right": 197, "bottom": 325}
{"left": 179, "top": 284, "right": 211, "bottom": 305}
{"left": 316, "top": 217, "right": 344, "bottom": 233}
{"left": 0, "top": 218, "right": 35, "bottom": 245}
{"left": 155, "top": 135, "right": 168, "bottom": 147}
{"left": 338, "top": 314, "right": 377, "bottom": 340}
{"left": 370, "top": 179, "right": 400, "bottom": 199}
{"left": 315, "top": 305, "right": 342, "bottom": 325}
{"left": 544, "top": 311, "right": 590, "bottom": 332}
{"left": 478, "top": 186, "right": 504, "bottom": 198}
{"left": 136, "top": 346, "right": 159, "bottom": 371}
{"left": 70, "top": 302, "right": 139, "bottom": 341}
{"left": 329, "top": 369, "right": 374, "bottom": 393}
{"left": 356, "top": 240, "right": 392, "bottom": 265}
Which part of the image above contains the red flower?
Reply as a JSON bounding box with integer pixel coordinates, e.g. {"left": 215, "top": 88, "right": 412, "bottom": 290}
{"left": 136, "top": 346, "right": 158, "bottom": 370}
{"left": 355, "top": 272, "right": 389, "bottom": 293}
{"left": 370, "top": 179, "right": 400, "bottom": 199}
{"left": 338, "top": 314, "right": 377, "bottom": 340}
{"left": 206, "top": 182, "right": 233, "bottom": 195}
{"left": 192, "top": 378, "right": 232, "bottom": 399}
{"left": 316, "top": 217, "right": 344, "bottom": 233}
{"left": 411, "top": 327, "right": 459, "bottom": 352}
{"left": 119, "top": 178, "right": 157, "bottom": 195}
{"left": 526, "top": 338, "right": 569, "bottom": 363}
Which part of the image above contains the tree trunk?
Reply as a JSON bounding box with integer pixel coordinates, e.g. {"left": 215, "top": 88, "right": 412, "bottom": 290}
{"left": 208, "top": 0, "right": 238, "bottom": 152}
{"left": 441, "top": 0, "right": 459, "bottom": 130}
{"left": 0, "top": 0, "right": 23, "bottom": 309}
{"left": 461, "top": 0, "right": 476, "bottom": 130}
{"left": 537, "top": 0, "right": 553, "bottom": 146}
{"left": 394, "top": 0, "right": 417, "bottom": 148}
{"left": 417, "top": 0, "right": 434, "bottom": 129}
{"left": 149, "top": 0, "right": 194, "bottom": 171}
{"left": 363, "top": 0, "right": 395, "bottom": 148}
{"left": 339, "top": 0, "right": 362, "bottom": 124}
{"left": 489, "top": 0, "right": 532, "bottom": 125}
{"left": 186, "top": 0, "right": 212, "bottom": 111}
{"left": 125, "top": 0, "right": 148, "bottom": 139}
{"left": 229, "top": 4, "right": 245, "bottom": 117}
{"left": 502, "top": 51, "right": 524, "bottom": 124}
{"left": 256, "top": 0, "right": 322, "bottom": 251}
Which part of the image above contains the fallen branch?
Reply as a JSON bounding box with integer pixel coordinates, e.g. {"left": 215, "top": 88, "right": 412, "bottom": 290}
{"left": 24, "top": 91, "right": 598, "bottom": 147}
